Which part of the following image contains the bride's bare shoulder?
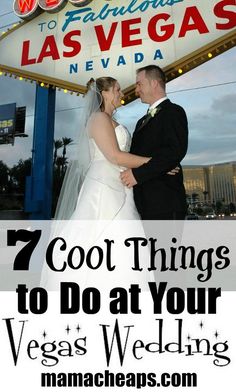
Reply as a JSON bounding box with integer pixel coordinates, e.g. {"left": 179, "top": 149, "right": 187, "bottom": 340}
{"left": 87, "top": 112, "right": 113, "bottom": 137}
{"left": 90, "top": 112, "right": 110, "bottom": 122}
{"left": 88, "top": 112, "right": 112, "bottom": 130}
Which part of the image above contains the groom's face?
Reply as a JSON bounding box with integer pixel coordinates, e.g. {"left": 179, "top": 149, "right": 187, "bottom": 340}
{"left": 135, "top": 71, "right": 153, "bottom": 104}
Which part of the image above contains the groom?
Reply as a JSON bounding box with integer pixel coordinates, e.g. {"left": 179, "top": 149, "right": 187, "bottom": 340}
{"left": 120, "top": 65, "right": 188, "bottom": 220}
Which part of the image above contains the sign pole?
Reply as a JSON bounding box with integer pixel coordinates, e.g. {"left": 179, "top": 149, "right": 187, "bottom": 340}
{"left": 25, "top": 85, "right": 56, "bottom": 219}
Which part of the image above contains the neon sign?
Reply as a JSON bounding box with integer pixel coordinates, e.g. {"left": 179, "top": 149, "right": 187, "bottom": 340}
{"left": 2, "top": 0, "right": 235, "bottom": 99}
{"left": 13, "top": 0, "right": 93, "bottom": 20}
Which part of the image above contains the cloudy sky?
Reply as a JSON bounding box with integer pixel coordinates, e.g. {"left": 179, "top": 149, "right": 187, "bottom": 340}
{"left": 0, "top": 0, "right": 236, "bottom": 167}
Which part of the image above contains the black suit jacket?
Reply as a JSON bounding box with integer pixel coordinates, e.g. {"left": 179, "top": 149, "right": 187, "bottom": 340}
{"left": 130, "top": 99, "right": 188, "bottom": 219}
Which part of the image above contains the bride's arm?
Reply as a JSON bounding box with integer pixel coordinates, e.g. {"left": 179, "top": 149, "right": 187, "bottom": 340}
{"left": 89, "top": 112, "right": 150, "bottom": 168}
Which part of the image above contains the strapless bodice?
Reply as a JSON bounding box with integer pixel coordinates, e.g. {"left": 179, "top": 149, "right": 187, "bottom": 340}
{"left": 89, "top": 124, "right": 131, "bottom": 162}
{"left": 86, "top": 124, "right": 131, "bottom": 191}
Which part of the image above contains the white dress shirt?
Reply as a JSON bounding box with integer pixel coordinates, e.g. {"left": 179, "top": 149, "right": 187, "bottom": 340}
{"left": 149, "top": 96, "right": 168, "bottom": 111}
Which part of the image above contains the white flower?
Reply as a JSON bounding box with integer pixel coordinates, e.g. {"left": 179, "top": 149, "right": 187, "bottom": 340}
{"left": 148, "top": 107, "right": 158, "bottom": 117}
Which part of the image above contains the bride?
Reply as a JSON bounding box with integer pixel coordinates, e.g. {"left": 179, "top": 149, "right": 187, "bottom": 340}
{"left": 41, "top": 77, "right": 173, "bottom": 290}
{"left": 55, "top": 77, "right": 151, "bottom": 221}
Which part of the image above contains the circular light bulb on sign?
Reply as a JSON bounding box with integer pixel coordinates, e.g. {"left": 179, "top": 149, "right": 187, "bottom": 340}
{"left": 13, "top": 0, "right": 93, "bottom": 20}
{"left": 13, "top": 0, "right": 39, "bottom": 20}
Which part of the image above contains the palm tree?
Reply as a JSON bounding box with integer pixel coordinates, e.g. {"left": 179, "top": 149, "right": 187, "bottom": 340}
{"left": 203, "top": 190, "right": 209, "bottom": 204}
{"left": 62, "top": 137, "right": 73, "bottom": 161}
{"left": 10, "top": 158, "right": 32, "bottom": 194}
{"left": 0, "top": 161, "right": 9, "bottom": 193}
{"left": 52, "top": 137, "right": 73, "bottom": 215}
{"left": 191, "top": 193, "right": 199, "bottom": 205}
{"left": 55, "top": 156, "right": 68, "bottom": 176}
{"left": 53, "top": 139, "right": 63, "bottom": 165}
{"left": 185, "top": 193, "right": 191, "bottom": 202}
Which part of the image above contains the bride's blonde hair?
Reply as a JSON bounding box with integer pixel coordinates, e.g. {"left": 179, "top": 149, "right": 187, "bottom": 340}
{"left": 86, "top": 77, "right": 117, "bottom": 111}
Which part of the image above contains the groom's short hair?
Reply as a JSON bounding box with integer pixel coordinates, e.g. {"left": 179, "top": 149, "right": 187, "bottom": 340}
{"left": 136, "top": 65, "right": 166, "bottom": 89}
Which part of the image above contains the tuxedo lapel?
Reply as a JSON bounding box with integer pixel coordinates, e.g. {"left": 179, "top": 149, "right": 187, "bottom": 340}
{"left": 135, "top": 108, "right": 159, "bottom": 133}
{"left": 135, "top": 99, "right": 170, "bottom": 133}
{"left": 136, "top": 113, "right": 152, "bottom": 132}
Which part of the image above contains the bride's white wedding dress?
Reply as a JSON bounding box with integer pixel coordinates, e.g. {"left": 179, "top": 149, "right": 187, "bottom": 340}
{"left": 41, "top": 124, "right": 152, "bottom": 290}
{"left": 70, "top": 124, "right": 140, "bottom": 220}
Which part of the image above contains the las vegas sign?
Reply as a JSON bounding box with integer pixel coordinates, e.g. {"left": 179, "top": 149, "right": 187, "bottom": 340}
{"left": 0, "top": 0, "right": 235, "bottom": 101}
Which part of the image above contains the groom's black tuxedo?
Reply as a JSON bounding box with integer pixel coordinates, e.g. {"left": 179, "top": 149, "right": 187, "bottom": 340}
{"left": 130, "top": 99, "right": 188, "bottom": 220}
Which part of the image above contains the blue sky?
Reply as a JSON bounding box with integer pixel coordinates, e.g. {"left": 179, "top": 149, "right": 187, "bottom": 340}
{"left": 0, "top": 0, "right": 236, "bottom": 167}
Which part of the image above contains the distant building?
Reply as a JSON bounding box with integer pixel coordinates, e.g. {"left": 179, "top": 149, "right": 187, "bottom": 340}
{"left": 183, "top": 161, "right": 236, "bottom": 204}
{"left": 183, "top": 166, "right": 208, "bottom": 202}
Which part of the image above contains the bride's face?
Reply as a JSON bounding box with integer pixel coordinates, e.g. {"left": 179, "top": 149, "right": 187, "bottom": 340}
{"left": 104, "top": 82, "right": 124, "bottom": 110}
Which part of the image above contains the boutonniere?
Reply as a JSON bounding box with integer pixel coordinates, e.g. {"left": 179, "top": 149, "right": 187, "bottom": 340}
{"left": 148, "top": 106, "right": 161, "bottom": 117}
{"left": 140, "top": 106, "right": 162, "bottom": 128}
